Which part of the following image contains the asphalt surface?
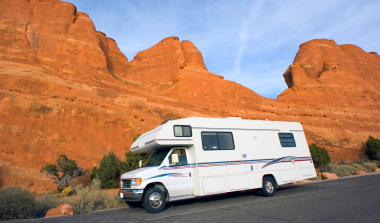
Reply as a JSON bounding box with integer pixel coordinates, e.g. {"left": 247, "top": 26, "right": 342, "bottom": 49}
{"left": 9, "top": 173, "right": 380, "bottom": 223}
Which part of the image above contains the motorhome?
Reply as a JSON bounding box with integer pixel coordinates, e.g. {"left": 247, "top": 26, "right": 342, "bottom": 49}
{"left": 119, "top": 117, "right": 317, "bottom": 213}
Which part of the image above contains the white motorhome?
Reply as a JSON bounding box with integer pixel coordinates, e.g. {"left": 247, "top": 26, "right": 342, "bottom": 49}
{"left": 119, "top": 117, "right": 317, "bottom": 213}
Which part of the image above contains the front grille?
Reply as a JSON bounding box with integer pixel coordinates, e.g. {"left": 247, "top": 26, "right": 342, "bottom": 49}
{"left": 121, "top": 179, "right": 131, "bottom": 188}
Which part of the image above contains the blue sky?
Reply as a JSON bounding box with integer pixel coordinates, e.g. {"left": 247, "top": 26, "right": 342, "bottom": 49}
{"left": 65, "top": 0, "right": 380, "bottom": 99}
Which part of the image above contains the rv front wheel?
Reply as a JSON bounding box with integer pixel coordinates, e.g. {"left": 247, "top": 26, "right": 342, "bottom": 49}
{"left": 260, "top": 176, "right": 276, "bottom": 197}
{"left": 143, "top": 187, "right": 166, "bottom": 213}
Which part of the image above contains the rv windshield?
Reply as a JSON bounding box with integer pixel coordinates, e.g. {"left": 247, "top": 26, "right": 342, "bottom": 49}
{"left": 144, "top": 148, "right": 171, "bottom": 167}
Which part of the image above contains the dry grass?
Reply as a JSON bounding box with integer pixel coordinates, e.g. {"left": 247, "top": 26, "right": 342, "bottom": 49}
{"left": 319, "top": 161, "right": 378, "bottom": 177}
{"left": 66, "top": 182, "right": 123, "bottom": 214}
{"left": 0, "top": 180, "right": 123, "bottom": 220}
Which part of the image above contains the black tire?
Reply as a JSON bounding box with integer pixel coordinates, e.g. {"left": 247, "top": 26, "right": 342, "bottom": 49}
{"left": 143, "top": 187, "right": 166, "bottom": 213}
{"left": 260, "top": 176, "right": 276, "bottom": 197}
{"left": 125, "top": 201, "right": 142, "bottom": 209}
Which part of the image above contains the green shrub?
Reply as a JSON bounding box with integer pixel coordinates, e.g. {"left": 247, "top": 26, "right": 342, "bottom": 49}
{"left": 91, "top": 166, "right": 98, "bottom": 179}
{"left": 33, "top": 194, "right": 58, "bottom": 219}
{"left": 93, "top": 152, "right": 124, "bottom": 189}
{"left": 365, "top": 136, "right": 380, "bottom": 160}
{"left": 133, "top": 134, "right": 141, "bottom": 142}
{"left": 0, "top": 186, "right": 55, "bottom": 220}
{"left": 67, "top": 182, "right": 123, "bottom": 214}
{"left": 92, "top": 150, "right": 150, "bottom": 189}
{"left": 0, "top": 186, "right": 36, "bottom": 219}
{"left": 41, "top": 154, "right": 84, "bottom": 191}
{"left": 124, "top": 151, "right": 149, "bottom": 172}
{"left": 309, "top": 143, "right": 331, "bottom": 168}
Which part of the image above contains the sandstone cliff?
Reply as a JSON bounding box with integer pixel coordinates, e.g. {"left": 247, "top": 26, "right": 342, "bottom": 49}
{"left": 0, "top": 0, "right": 379, "bottom": 192}
{"left": 280, "top": 39, "right": 380, "bottom": 107}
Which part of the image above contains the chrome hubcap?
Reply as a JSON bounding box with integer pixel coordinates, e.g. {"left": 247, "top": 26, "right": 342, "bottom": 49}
{"left": 265, "top": 181, "right": 274, "bottom": 194}
{"left": 149, "top": 192, "right": 162, "bottom": 208}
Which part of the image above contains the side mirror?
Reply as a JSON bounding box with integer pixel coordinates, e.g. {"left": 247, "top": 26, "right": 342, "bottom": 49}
{"left": 171, "top": 154, "right": 179, "bottom": 164}
{"left": 139, "top": 160, "right": 142, "bottom": 168}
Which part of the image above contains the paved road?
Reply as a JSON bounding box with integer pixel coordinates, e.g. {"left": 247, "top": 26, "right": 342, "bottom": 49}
{"left": 13, "top": 173, "right": 380, "bottom": 223}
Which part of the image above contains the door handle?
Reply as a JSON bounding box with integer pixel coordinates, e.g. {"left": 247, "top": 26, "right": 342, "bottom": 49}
{"left": 189, "top": 172, "right": 191, "bottom": 177}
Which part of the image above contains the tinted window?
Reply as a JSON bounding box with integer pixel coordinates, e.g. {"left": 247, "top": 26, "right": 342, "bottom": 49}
{"left": 144, "top": 148, "right": 170, "bottom": 167}
{"left": 218, "top": 133, "right": 235, "bottom": 150}
{"left": 174, "top": 125, "right": 192, "bottom": 137}
{"left": 201, "top": 132, "right": 219, "bottom": 150}
{"left": 183, "top": 126, "right": 192, "bottom": 136}
{"left": 279, "top": 133, "right": 296, "bottom": 147}
{"left": 202, "top": 132, "right": 235, "bottom": 150}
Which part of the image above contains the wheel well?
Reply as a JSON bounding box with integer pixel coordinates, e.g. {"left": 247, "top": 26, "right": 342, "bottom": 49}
{"left": 263, "top": 174, "right": 278, "bottom": 187}
{"left": 144, "top": 183, "right": 169, "bottom": 199}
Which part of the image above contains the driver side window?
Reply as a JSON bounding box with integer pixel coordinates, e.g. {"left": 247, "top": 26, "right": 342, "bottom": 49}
{"left": 169, "top": 149, "right": 188, "bottom": 166}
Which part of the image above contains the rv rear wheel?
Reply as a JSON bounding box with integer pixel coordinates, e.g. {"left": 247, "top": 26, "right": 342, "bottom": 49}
{"left": 260, "top": 176, "right": 276, "bottom": 197}
{"left": 143, "top": 187, "right": 166, "bottom": 213}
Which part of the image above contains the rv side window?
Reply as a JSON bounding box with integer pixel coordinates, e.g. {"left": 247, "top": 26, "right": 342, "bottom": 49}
{"left": 278, "top": 133, "right": 296, "bottom": 147}
{"left": 174, "top": 125, "right": 192, "bottom": 137}
{"left": 201, "top": 132, "right": 235, "bottom": 150}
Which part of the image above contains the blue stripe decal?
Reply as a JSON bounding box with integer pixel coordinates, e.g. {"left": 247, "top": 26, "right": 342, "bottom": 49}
{"left": 262, "top": 156, "right": 312, "bottom": 169}
{"left": 156, "top": 156, "right": 312, "bottom": 171}
{"left": 144, "top": 173, "right": 187, "bottom": 181}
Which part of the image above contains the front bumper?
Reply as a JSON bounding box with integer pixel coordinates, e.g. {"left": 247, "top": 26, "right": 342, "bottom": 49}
{"left": 118, "top": 189, "right": 144, "bottom": 202}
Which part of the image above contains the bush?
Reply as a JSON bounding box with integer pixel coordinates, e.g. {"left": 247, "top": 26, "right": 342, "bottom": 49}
{"left": 0, "top": 186, "right": 36, "bottom": 219}
{"left": 61, "top": 187, "right": 72, "bottom": 197}
{"left": 40, "top": 154, "right": 84, "bottom": 191}
{"left": 133, "top": 134, "right": 141, "bottom": 142}
{"left": 93, "top": 152, "right": 124, "bottom": 189}
{"left": 91, "top": 166, "right": 98, "bottom": 179}
{"left": 91, "top": 151, "right": 149, "bottom": 189}
{"left": 67, "top": 181, "right": 123, "bottom": 214}
{"left": 124, "top": 151, "right": 149, "bottom": 172}
{"left": 309, "top": 143, "right": 331, "bottom": 168}
{"left": 365, "top": 136, "right": 380, "bottom": 160}
{"left": 320, "top": 161, "right": 377, "bottom": 177}
{"left": 33, "top": 194, "right": 58, "bottom": 219}
{"left": 0, "top": 186, "right": 54, "bottom": 220}
{"left": 320, "top": 163, "right": 359, "bottom": 177}
{"left": 90, "top": 178, "right": 101, "bottom": 190}
{"left": 362, "top": 162, "right": 378, "bottom": 172}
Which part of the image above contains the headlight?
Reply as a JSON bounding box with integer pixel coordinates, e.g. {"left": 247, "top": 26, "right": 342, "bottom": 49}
{"left": 131, "top": 178, "right": 142, "bottom": 186}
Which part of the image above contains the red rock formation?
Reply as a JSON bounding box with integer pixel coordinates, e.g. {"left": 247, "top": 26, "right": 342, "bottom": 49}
{"left": 279, "top": 39, "right": 380, "bottom": 107}
{"left": 278, "top": 39, "right": 380, "bottom": 159}
{"left": 355, "top": 170, "right": 366, "bottom": 175}
{"left": 123, "top": 36, "right": 208, "bottom": 89}
{"left": 181, "top": 40, "right": 208, "bottom": 71}
{"left": 0, "top": 0, "right": 130, "bottom": 84}
{"left": 321, "top": 172, "right": 339, "bottom": 180}
{"left": 45, "top": 203, "right": 73, "bottom": 217}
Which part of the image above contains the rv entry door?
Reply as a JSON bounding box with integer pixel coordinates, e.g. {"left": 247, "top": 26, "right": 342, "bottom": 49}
{"left": 165, "top": 148, "right": 193, "bottom": 197}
